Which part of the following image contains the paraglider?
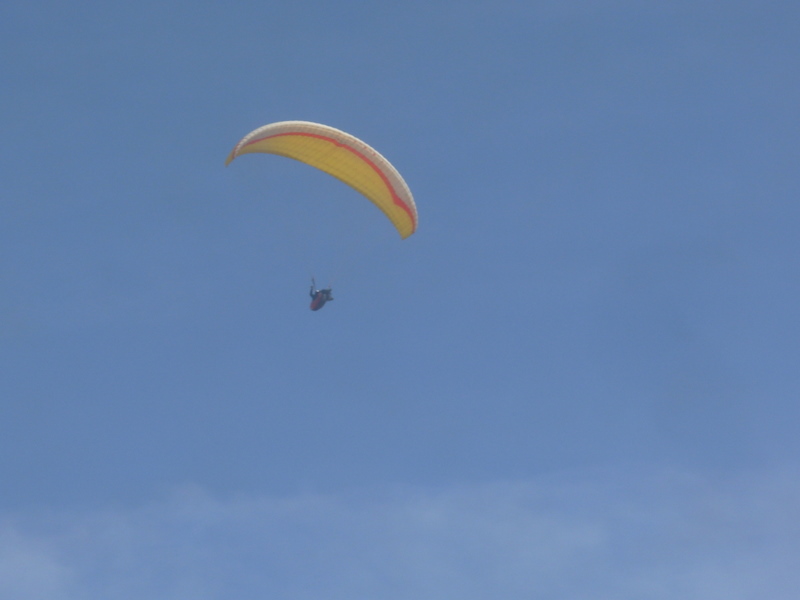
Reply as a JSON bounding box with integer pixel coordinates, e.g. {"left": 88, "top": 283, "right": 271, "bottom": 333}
{"left": 225, "top": 121, "right": 418, "bottom": 238}
{"left": 309, "top": 278, "right": 333, "bottom": 311}
{"left": 225, "top": 121, "right": 417, "bottom": 309}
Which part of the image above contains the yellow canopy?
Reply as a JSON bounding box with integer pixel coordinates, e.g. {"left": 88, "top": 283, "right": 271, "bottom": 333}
{"left": 226, "top": 121, "right": 417, "bottom": 239}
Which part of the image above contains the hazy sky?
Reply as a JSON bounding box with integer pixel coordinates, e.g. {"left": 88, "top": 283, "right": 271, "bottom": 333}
{"left": 2, "top": 1, "right": 799, "bottom": 598}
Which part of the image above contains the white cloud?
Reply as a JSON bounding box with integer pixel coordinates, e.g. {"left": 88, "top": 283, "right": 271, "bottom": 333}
{"left": 1, "top": 467, "right": 799, "bottom": 600}
{"left": 0, "top": 528, "right": 73, "bottom": 600}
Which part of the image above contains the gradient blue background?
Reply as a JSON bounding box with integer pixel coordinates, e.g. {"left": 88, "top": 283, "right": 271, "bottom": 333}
{"left": 2, "top": 1, "right": 799, "bottom": 597}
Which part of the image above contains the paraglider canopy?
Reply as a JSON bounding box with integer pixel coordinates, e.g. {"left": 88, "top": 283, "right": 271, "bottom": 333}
{"left": 226, "top": 121, "right": 418, "bottom": 238}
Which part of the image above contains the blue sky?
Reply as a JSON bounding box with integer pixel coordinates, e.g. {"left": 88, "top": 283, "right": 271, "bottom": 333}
{"left": 2, "top": 1, "right": 800, "bottom": 597}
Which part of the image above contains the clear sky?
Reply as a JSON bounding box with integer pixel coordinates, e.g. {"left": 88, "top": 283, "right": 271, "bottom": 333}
{"left": 2, "top": 1, "right": 800, "bottom": 598}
